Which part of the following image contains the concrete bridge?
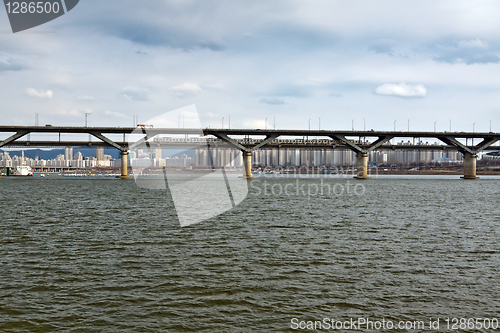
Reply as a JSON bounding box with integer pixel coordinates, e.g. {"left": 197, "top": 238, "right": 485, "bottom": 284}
{"left": 1, "top": 125, "right": 499, "bottom": 179}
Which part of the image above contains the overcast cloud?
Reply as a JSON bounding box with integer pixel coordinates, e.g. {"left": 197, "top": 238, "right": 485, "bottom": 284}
{"left": 1, "top": 1, "right": 500, "bottom": 132}
{"left": 375, "top": 83, "right": 427, "bottom": 98}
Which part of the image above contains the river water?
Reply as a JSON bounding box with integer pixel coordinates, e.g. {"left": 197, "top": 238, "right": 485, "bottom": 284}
{"left": 1, "top": 175, "right": 500, "bottom": 332}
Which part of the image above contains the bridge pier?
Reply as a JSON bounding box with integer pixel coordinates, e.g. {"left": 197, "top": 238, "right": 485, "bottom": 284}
{"left": 117, "top": 151, "right": 133, "bottom": 179}
{"left": 354, "top": 152, "right": 370, "bottom": 179}
{"left": 461, "top": 152, "right": 479, "bottom": 179}
{"left": 242, "top": 151, "right": 255, "bottom": 179}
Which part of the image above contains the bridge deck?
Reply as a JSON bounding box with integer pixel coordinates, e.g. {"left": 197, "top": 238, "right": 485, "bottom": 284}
{"left": 0, "top": 126, "right": 499, "bottom": 138}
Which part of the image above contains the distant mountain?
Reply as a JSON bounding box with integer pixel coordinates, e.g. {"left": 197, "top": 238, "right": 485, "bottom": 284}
{"left": 0, "top": 148, "right": 121, "bottom": 160}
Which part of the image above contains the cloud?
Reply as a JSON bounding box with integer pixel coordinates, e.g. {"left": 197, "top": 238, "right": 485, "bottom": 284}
{"left": 172, "top": 82, "right": 201, "bottom": 99}
{"left": 78, "top": 95, "right": 94, "bottom": 101}
{"left": 76, "top": 2, "right": 226, "bottom": 51}
{"left": 105, "top": 110, "right": 129, "bottom": 119}
{"left": 368, "top": 39, "right": 397, "bottom": 56}
{"left": 4, "top": 1, "right": 500, "bottom": 133}
{"left": 49, "top": 109, "right": 83, "bottom": 117}
{"left": 260, "top": 97, "right": 285, "bottom": 105}
{"left": 243, "top": 119, "right": 268, "bottom": 129}
{"left": 375, "top": 83, "right": 427, "bottom": 98}
{"left": 25, "top": 88, "right": 53, "bottom": 99}
{"left": 432, "top": 39, "right": 500, "bottom": 65}
{"left": 457, "top": 39, "right": 487, "bottom": 49}
{"left": 259, "top": 23, "right": 338, "bottom": 50}
{"left": 112, "top": 23, "right": 224, "bottom": 51}
{"left": 119, "top": 86, "right": 150, "bottom": 101}
{"left": 0, "top": 58, "right": 31, "bottom": 72}
{"left": 270, "top": 84, "right": 314, "bottom": 98}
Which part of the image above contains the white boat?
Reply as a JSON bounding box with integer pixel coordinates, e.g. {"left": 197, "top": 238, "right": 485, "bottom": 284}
{"left": 10, "top": 166, "right": 34, "bottom": 176}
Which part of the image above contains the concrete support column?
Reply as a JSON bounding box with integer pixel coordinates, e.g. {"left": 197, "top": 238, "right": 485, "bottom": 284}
{"left": 117, "top": 151, "right": 133, "bottom": 179}
{"left": 354, "top": 152, "right": 370, "bottom": 179}
{"left": 242, "top": 151, "right": 254, "bottom": 179}
{"left": 462, "top": 152, "right": 479, "bottom": 179}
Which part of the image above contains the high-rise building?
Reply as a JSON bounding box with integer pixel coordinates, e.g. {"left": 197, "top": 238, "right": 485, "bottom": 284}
{"left": 96, "top": 147, "right": 104, "bottom": 161}
{"left": 65, "top": 147, "right": 73, "bottom": 161}
{"left": 153, "top": 147, "right": 162, "bottom": 160}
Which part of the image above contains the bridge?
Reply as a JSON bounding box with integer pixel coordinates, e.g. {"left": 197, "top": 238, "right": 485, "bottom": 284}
{"left": 1, "top": 125, "right": 499, "bottom": 179}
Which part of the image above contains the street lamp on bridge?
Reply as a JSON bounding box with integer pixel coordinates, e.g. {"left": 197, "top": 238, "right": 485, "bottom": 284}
{"left": 85, "top": 112, "right": 92, "bottom": 127}
{"left": 85, "top": 112, "right": 92, "bottom": 142}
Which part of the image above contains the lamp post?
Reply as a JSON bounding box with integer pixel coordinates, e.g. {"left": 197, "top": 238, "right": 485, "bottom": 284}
{"left": 351, "top": 119, "right": 354, "bottom": 131}
{"left": 85, "top": 112, "right": 92, "bottom": 142}
{"left": 392, "top": 120, "right": 396, "bottom": 145}
{"left": 490, "top": 120, "right": 492, "bottom": 132}
{"left": 319, "top": 117, "right": 321, "bottom": 130}
{"left": 31, "top": 113, "right": 39, "bottom": 141}
{"left": 222, "top": 117, "right": 224, "bottom": 129}
{"left": 434, "top": 121, "right": 437, "bottom": 132}
{"left": 85, "top": 112, "right": 92, "bottom": 127}
{"left": 183, "top": 115, "right": 186, "bottom": 139}
{"left": 473, "top": 123, "right": 476, "bottom": 145}
{"left": 308, "top": 118, "right": 311, "bottom": 131}
{"left": 364, "top": 118, "right": 366, "bottom": 131}
{"left": 407, "top": 119, "right": 410, "bottom": 132}
{"left": 265, "top": 118, "right": 267, "bottom": 130}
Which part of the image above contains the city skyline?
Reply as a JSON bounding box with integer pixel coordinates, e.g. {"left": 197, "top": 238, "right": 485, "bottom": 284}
{"left": 0, "top": 145, "right": 471, "bottom": 171}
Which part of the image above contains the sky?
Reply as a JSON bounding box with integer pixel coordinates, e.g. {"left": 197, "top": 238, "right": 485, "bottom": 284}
{"left": 1, "top": 0, "right": 500, "bottom": 134}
